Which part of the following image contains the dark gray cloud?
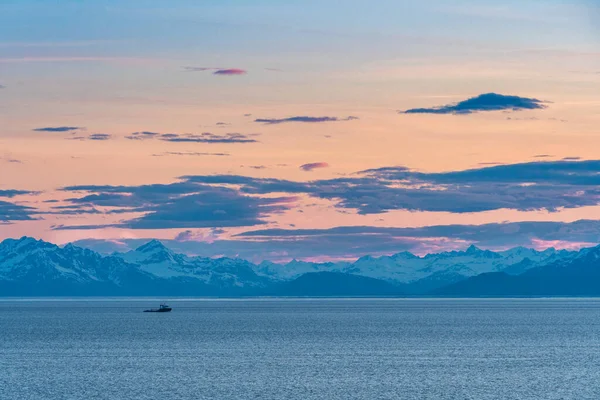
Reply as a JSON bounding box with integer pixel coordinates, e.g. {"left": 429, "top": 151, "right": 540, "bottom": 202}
{"left": 33, "top": 126, "right": 82, "bottom": 132}
{"left": 402, "top": 93, "right": 547, "bottom": 115}
{"left": 72, "top": 219, "right": 600, "bottom": 262}
{"left": 300, "top": 162, "right": 329, "bottom": 171}
{"left": 213, "top": 68, "right": 246, "bottom": 75}
{"left": 66, "top": 133, "right": 112, "bottom": 141}
{"left": 162, "top": 133, "right": 257, "bottom": 143}
{"left": 0, "top": 190, "right": 36, "bottom": 198}
{"left": 125, "top": 131, "right": 162, "bottom": 140}
{"left": 56, "top": 159, "right": 600, "bottom": 233}
{"left": 184, "top": 160, "right": 600, "bottom": 214}
{"left": 255, "top": 116, "right": 359, "bottom": 124}
{"left": 88, "top": 133, "right": 112, "bottom": 141}
{"left": 126, "top": 131, "right": 258, "bottom": 144}
{"left": 0, "top": 200, "right": 37, "bottom": 222}
{"left": 57, "top": 181, "right": 297, "bottom": 229}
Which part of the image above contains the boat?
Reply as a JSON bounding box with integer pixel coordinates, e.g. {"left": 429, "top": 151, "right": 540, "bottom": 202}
{"left": 144, "top": 303, "right": 172, "bottom": 313}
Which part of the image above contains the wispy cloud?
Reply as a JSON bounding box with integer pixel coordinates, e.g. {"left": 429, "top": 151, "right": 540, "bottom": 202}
{"left": 0, "top": 190, "right": 37, "bottom": 198}
{"left": 300, "top": 162, "right": 329, "bottom": 171}
{"left": 57, "top": 182, "right": 297, "bottom": 229}
{"left": 161, "top": 133, "right": 257, "bottom": 143}
{"left": 126, "top": 131, "right": 256, "bottom": 143}
{"left": 75, "top": 219, "right": 600, "bottom": 262}
{"left": 152, "top": 152, "right": 230, "bottom": 157}
{"left": 1, "top": 156, "right": 21, "bottom": 164}
{"left": 89, "top": 134, "right": 111, "bottom": 141}
{"left": 125, "top": 131, "right": 161, "bottom": 140}
{"left": 183, "top": 66, "right": 247, "bottom": 75}
{"left": 33, "top": 126, "right": 82, "bottom": 132}
{"left": 213, "top": 68, "right": 247, "bottom": 75}
{"left": 183, "top": 159, "right": 600, "bottom": 214}
{"left": 255, "top": 116, "right": 359, "bottom": 124}
{"left": 0, "top": 200, "right": 37, "bottom": 222}
{"left": 402, "top": 93, "right": 547, "bottom": 115}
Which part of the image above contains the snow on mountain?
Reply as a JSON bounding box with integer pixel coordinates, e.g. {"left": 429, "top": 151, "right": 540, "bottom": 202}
{"left": 116, "top": 239, "right": 268, "bottom": 288}
{"left": 0, "top": 236, "right": 150, "bottom": 287}
{"left": 0, "top": 236, "right": 589, "bottom": 296}
{"left": 251, "top": 245, "right": 571, "bottom": 285}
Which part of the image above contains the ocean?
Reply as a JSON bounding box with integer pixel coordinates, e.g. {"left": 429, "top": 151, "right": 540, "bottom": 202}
{"left": 1, "top": 298, "right": 600, "bottom": 399}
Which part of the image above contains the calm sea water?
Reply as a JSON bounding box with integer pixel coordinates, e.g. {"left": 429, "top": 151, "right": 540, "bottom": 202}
{"left": 2, "top": 298, "right": 600, "bottom": 400}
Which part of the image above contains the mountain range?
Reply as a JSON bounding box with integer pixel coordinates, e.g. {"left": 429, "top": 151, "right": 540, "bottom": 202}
{"left": 1, "top": 236, "right": 599, "bottom": 296}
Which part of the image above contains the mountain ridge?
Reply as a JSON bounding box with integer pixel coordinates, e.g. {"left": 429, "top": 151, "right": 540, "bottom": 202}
{"left": 0, "top": 236, "right": 597, "bottom": 296}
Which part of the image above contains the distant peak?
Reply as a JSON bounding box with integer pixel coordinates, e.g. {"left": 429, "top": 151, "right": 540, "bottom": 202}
{"left": 392, "top": 251, "right": 418, "bottom": 260}
{"left": 18, "top": 236, "right": 38, "bottom": 244}
{"left": 135, "top": 239, "right": 169, "bottom": 253}
{"left": 465, "top": 244, "right": 481, "bottom": 254}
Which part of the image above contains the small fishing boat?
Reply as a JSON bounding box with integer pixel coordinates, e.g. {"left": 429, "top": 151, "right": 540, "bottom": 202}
{"left": 144, "top": 304, "right": 172, "bottom": 313}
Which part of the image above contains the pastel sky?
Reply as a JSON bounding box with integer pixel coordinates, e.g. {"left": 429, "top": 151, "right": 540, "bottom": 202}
{"left": 2, "top": 0, "right": 600, "bottom": 261}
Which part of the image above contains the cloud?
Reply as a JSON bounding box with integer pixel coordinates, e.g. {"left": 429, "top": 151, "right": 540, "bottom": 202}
{"left": 233, "top": 219, "right": 600, "bottom": 258}
{"left": 255, "top": 116, "right": 359, "bottom": 124}
{"left": 73, "top": 219, "right": 600, "bottom": 262}
{"left": 401, "top": 93, "right": 547, "bottom": 115}
{"left": 152, "top": 152, "right": 230, "bottom": 157}
{"left": 174, "top": 228, "right": 225, "bottom": 243}
{"left": 125, "top": 131, "right": 258, "bottom": 144}
{"left": 161, "top": 133, "right": 258, "bottom": 144}
{"left": 0, "top": 193, "right": 39, "bottom": 221}
{"left": 0, "top": 201, "right": 37, "bottom": 222}
{"left": 0, "top": 84, "right": 5, "bottom": 89}
{"left": 183, "top": 66, "right": 247, "bottom": 75}
{"left": 0, "top": 190, "right": 36, "bottom": 198}
{"left": 57, "top": 181, "right": 298, "bottom": 229}
{"left": 125, "top": 131, "right": 162, "bottom": 140}
{"left": 300, "top": 162, "right": 329, "bottom": 171}
{"left": 563, "top": 156, "right": 581, "bottom": 161}
{"left": 213, "top": 68, "right": 247, "bottom": 75}
{"left": 51, "top": 159, "right": 600, "bottom": 234}
{"left": 183, "top": 160, "right": 600, "bottom": 214}
{"left": 183, "top": 66, "right": 214, "bottom": 72}
{"left": 33, "top": 126, "right": 82, "bottom": 132}
{"left": 88, "top": 134, "right": 111, "bottom": 141}
{"left": 1, "top": 156, "right": 22, "bottom": 164}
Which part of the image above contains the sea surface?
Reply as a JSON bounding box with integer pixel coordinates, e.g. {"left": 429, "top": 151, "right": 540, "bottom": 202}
{"left": 2, "top": 298, "right": 600, "bottom": 400}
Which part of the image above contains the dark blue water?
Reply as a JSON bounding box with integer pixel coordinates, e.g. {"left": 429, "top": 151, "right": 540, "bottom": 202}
{"left": 2, "top": 298, "right": 600, "bottom": 400}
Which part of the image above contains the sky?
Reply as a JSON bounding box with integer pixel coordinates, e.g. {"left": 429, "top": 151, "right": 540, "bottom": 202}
{"left": 1, "top": 0, "right": 600, "bottom": 261}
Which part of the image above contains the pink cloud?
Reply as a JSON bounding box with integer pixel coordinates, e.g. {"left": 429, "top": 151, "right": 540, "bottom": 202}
{"left": 183, "top": 66, "right": 247, "bottom": 75}
{"left": 300, "top": 162, "right": 329, "bottom": 172}
{"left": 530, "top": 238, "right": 596, "bottom": 251}
{"left": 213, "top": 68, "right": 247, "bottom": 76}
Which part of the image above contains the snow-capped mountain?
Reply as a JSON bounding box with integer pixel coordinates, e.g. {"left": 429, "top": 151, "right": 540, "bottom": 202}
{"left": 117, "top": 239, "right": 268, "bottom": 288}
{"left": 0, "top": 237, "right": 156, "bottom": 295}
{"left": 252, "top": 244, "right": 570, "bottom": 289}
{"left": 0, "top": 236, "right": 588, "bottom": 296}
